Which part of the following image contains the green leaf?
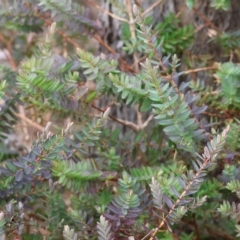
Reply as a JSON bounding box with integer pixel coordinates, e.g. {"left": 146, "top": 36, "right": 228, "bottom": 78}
{"left": 134, "top": 131, "right": 144, "bottom": 143}
{"left": 185, "top": 0, "right": 195, "bottom": 9}
{"left": 121, "top": 22, "right": 131, "bottom": 40}
{"left": 5, "top": 162, "right": 17, "bottom": 173}
{"left": 85, "top": 90, "right": 97, "bottom": 103}
{"left": 140, "top": 98, "right": 152, "bottom": 112}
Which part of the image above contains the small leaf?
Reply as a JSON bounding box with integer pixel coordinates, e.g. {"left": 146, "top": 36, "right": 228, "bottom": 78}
{"left": 179, "top": 81, "right": 190, "bottom": 91}
{"left": 164, "top": 125, "right": 176, "bottom": 133}
{"left": 171, "top": 186, "right": 180, "bottom": 197}
{"left": 178, "top": 177, "right": 186, "bottom": 189}
{"left": 164, "top": 195, "right": 174, "bottom": 208}
{"left": 24, "top": 165, "right": 32, "bottom": 175}
{"left": 192, "top": 105, "right": 208, "bottom": 115}
{"left": 5, "top": 162, "right": 17, "bottom": 173}
{"left": 15, "top": 170, "right": 23, "bottom": 181}
{"left": 85, "top": 90, "right": 97, "bottom": 103}
{"left": 134, "top": 131, "right": 144, "bottom": 143}
{"left": 178, "top": 198, "right": 193, "bottom": 205}
{"left": 140, "top": 98, "right": 152, "bottom": 112}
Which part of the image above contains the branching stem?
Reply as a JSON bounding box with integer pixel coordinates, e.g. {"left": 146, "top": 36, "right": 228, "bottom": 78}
{"left": 148, "top": 156, "right": 209, "bottom": 240}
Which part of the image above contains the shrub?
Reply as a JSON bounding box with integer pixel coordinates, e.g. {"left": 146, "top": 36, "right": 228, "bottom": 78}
{"left": 0, "top": 0, "right": 239, "bottom": 239}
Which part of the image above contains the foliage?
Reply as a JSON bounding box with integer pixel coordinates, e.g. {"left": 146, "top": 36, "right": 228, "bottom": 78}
{"left": 186, "top": 0, "right": 231, "bottom": 10}
{"left": 153, "top": 13, "right": 194, "bottom": 55}
{"left": 216, "top": 62, "right": 240, "bottom": 108}
{"left": 122, "top": 13, "right": 194, "bottom": 55}
{"left": 0, "top": 0, "right": 239, "bottom": 239}
{"left": 210, "top": 0, "right": 231, "bottom": 10}
{"left": 212, "top": 30, "right": 240, "bottom": 51}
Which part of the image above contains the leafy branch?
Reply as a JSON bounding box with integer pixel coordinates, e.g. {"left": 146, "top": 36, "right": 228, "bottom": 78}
{"left": 148, "top": 125, "right": 230, "bottom": 239}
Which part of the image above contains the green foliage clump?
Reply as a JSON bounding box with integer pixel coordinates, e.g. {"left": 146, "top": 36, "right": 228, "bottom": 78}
{"left": 154, "top": 13, "right": 194, "bottom": 55}
{"left": 216, "top": 62, "right": 240, "bottom": 108}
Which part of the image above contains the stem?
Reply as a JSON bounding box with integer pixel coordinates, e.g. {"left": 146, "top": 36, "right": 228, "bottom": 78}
{"left": 183, "top": 66, "right": 218, "bottom": 74}
{"left": 91, "top": 104, "right": 138, "bottom": 132}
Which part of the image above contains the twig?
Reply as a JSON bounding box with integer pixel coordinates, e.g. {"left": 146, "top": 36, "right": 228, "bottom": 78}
{"left": 14, "top": 112, "right": 43, "bottom": 131}
{"left": 142, "top": 115, "right": 154, "bottom": 128}
{"left": 141, "top": 228, "right": 157, "bottom": 240}
{"left": 86, "top": 0, "right": 128, "bottom": 23}
{"left": 18, "top": 106, "right": 30, "bottom": 141}
{"left": 91, "top": 103, "right": 153, "bottom": 132}
{"left": 183, "top": 66, "right": 218, "bottom": 74}
{"left": 57, "top": 28, "right": 82, "bottom": 49}
{"left": 229, "top": 49, "right": 233, "bottom": 62}
{"left": 126, "top": 0, "right": 136, "bottom": 39}
{"left": 131, "top": 55, "right": 146, "bottom": 68}
{"left": 141, "top": 0, "right": 164, "bottom": 17}
{"left": 203, "top": 90, "right": 220, "bottom": 96}
{"left": 91, "top": 104, "right": 138, "bottom": 132}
